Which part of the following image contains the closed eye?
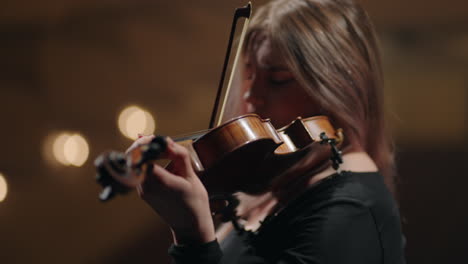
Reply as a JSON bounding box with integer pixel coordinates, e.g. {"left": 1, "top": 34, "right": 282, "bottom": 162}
{"left": 270, "top": 70, "right": 295, "bottom": 85}
{"left": 269, "top": 78, "right": 295, "bottom": 86}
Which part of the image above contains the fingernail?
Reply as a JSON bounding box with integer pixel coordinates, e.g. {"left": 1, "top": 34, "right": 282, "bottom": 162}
{"left": 138, "top": 133, "right": 143, "bottom": 138}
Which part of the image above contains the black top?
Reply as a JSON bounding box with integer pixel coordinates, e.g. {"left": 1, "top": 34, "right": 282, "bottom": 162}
{"left": 169, "top": 171, "right": 406, "bottom": 264}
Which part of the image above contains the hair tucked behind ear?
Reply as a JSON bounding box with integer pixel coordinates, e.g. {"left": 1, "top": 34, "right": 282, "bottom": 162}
{"left": 243, "top": 0, "right": 396, "bottom": 195}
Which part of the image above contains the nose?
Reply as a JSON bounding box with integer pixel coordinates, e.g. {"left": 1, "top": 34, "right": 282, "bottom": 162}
{"left": 243, "top": 89, "right": 264, "bottom": 110}
{"left": 243, "top": 76, "right": 266, "bottom": 112}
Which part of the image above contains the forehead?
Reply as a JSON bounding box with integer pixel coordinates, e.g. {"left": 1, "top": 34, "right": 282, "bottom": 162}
{"left": 249, "top": 37, "right": 287, "bottom": 70}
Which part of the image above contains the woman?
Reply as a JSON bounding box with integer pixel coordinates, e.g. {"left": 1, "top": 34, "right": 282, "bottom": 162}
{"left": 132, "top": 0, "right": 405, "bottom": 263}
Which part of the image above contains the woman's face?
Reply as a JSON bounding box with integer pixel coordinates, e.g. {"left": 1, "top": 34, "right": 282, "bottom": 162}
{"left": 242, "top": 37, "right": 317, "bottom": 128}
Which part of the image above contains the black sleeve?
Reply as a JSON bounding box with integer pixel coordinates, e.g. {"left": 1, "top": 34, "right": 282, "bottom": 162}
{"left": 168, "top": 239, "right": 223, "bottom": 264}
{"left": 169, "top": 199, "right": 382, "bottom": 264}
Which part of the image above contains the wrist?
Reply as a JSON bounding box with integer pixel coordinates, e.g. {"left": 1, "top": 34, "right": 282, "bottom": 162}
{"left": 171, "top": 212, "right": 216, "bottom": 245}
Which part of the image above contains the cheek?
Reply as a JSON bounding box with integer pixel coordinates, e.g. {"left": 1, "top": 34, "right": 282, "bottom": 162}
{"left": 286, "top": 86, "right": 320, "bottom": 115}
{"left": 264, "top": 92, "right": 303, "bottom": 126}
{"left": 267, "top": 88, "right": 319, "bottom": 126}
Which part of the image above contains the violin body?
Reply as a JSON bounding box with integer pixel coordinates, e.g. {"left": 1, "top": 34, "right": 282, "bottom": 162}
{"left": 190, "top": 114, "right": 341, "bottom": 194}
{"left": 95, "top": 114, "right": 343, "bottom": 200}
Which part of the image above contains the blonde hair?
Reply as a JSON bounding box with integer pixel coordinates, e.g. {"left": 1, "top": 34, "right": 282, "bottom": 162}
{"left": 243, "top": 0, "right": 396, "bottom": 194}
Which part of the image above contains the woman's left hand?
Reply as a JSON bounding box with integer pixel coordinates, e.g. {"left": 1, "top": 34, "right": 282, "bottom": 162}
{"left": 130, "top": 136, "right": 216, "bottom": 245}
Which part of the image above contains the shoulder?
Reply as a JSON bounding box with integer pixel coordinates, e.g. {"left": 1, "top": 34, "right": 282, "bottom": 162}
{"left": 285, "top": 171, "right": 382, "bottom": 238}
{"left": 284, "top": 171, "right": 385, "bottom": 215}
{"left": 291, "top": 171, "right": 401, "bottom": 236}
{"left": 254, "top": 171, "right": 405, "bottom": 263}
{"left": 257, "top": 171, "right": 381, "bottom": 239}
{"left": 254, "top": 182, "right": 383, "bottom": 262}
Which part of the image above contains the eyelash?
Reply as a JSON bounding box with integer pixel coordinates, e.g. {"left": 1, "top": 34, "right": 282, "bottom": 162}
{"left": 269, "top": 78, "right": 294, "bottom": 86}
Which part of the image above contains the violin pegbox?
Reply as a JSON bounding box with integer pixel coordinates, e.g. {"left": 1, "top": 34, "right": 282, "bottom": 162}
{"left": 94, "top": 136, "right": 168, "bottom": 202}
{"left": 95, "top": 151, "right": 130, "bottom": 201}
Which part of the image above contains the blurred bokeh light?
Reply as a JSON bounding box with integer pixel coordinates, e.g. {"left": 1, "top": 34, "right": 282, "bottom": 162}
{"left": 51, "top": 133, "right": 90, "bottom": 167}
{"left": 0, "top": 173, "right": 7, "bottom": 202}
{"left": 118, "top": 106, "right": 156, "bottom": 140}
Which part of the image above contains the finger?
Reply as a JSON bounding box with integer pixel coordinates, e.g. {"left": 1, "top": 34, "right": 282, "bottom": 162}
{"left": 143, "top": 163, "right": 187, "bottom": 194}
{"left": 125, "top": 135, "right": 155, "bottom": 155}
{"left": 166, "top": 137, "right": 190, "bottom": 163}
{"left": 136, "top": 135, "right": 155, "bottom": 145}
{"left": 164, "top": 137, "right": 193, "bottom": 175}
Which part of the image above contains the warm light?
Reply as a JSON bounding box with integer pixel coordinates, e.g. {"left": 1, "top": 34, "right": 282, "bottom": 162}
{"left": 118, "top": 106, "right": 156, "bottom": 140}
{"left": 0, "top": 173, "right": 7, "bottom": 202}
{"left": 53, "top": 133, "right": 71, "bottom": 165}
{"left": 126, "top": 109, "right": 147, "bottom": 138}
{"left": 64, "top": 134, "right": 89, "bottom": 166}
{"left": 52, "top": 133, "right": 89, "bottom": 167}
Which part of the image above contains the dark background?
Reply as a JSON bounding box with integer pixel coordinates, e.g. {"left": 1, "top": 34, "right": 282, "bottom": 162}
{"left": 0, "top": 0, "right": 466, "bottom": 263}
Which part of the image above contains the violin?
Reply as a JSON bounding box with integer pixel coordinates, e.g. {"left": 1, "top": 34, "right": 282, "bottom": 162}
{"left": 94, "top": 2, "right": 344, "bottom": 203}
{"left": 95, "top": 114, "right": 343, "bottom": 201}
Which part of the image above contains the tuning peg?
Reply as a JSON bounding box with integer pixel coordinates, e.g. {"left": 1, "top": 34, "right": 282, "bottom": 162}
{"left": 95, "top": 155, "right": 113, "bottom": 187}
{"left": 99, "top": 185, "right": 115, "bottom": 201}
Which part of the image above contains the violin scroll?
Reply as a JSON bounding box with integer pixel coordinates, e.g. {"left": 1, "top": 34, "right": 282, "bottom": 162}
{"left": 95, "top": 136, "right": 168, "bottom": 201}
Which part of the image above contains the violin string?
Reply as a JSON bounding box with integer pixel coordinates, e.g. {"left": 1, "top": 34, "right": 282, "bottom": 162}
{"left": 173, "top": 129, "right": 209, "bottom": 142}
